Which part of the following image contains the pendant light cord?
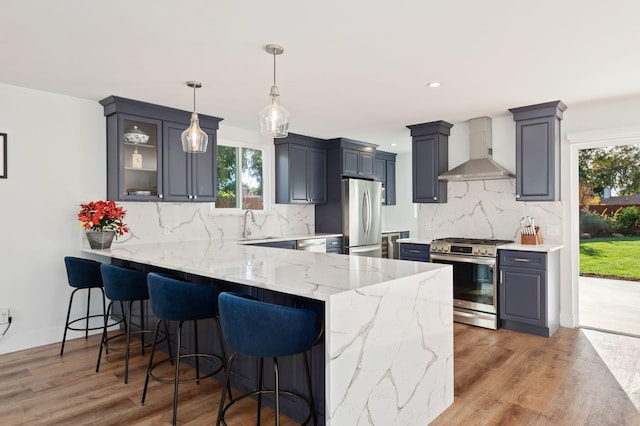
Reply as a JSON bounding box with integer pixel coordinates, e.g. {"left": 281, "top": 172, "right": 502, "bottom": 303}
{"left": 273, "top": 51, "right": 277, "bottom": 86}
{"left": 193, "top": 84, "right": 196, "bottom": 112}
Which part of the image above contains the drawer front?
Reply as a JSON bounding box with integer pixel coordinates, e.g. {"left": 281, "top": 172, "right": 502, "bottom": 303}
{"left": 399, "top": 243, "right": 430, "bottom": 262}
{"left": 253, "top": 240, "right": 296, "bottom": 250}
{"left": 500, "top": 250, "right": 546, "bottom": 269}
{"left": 326, "top": 236, "right": 343, "bottom": 249}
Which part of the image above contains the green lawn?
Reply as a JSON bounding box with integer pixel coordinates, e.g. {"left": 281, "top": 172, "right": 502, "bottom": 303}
{"left": 580, "top": 237, "right": 640, "bottom": 280}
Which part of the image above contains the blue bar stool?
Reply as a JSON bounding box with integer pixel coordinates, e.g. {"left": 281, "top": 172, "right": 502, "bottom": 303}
{"left": 61, "top": 257, "right": 117, "bottom": 356}
{"left": 142, "top": 273, "right": 228, "bottom": 426}
{"left": 96, "top": 264, "right": 163, "bottom": 384}
{"left": 216, "top": 292, "right": 323, "bottom": 426}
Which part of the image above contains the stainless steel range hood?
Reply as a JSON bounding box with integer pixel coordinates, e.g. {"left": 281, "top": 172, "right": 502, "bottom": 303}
{"left": 438, "top": 117, "right": 515, "bottom": 181}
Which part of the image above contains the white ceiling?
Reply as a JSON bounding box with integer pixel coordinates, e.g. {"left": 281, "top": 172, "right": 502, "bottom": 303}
{"left": 2, "top": 1, "right": 640, "bottom": 152}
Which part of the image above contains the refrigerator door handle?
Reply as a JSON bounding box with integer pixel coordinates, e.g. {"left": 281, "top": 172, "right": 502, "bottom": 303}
{"left": 364, "top": 187, "right": 371, "bottom": 236}
{"left": 361, "top": 188, "right": 368, "bottom": 235}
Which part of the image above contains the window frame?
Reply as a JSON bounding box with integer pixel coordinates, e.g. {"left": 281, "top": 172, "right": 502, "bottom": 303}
{"left": 213, "top": 137, "right": 271, "bottom": 214}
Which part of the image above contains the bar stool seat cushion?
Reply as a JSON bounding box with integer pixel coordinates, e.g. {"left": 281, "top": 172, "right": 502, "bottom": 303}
{"left": 64, "top": 256, "right": 104, "bottom": 289}
{"left": 100, "top": 264, "right": 149, "bottom": 301}
{"left": 219, "top": 292, "right": 318, "bottom": 358}
{"left": 147, "top": 274, "right": 218, "bottom": 321}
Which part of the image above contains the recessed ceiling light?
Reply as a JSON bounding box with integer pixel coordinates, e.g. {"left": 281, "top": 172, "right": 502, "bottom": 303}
{"left": 426, "top": 82, "right": 441, "bottom": 88}
{"left": 390, "top": 143, "right": 397, "bottom": 147}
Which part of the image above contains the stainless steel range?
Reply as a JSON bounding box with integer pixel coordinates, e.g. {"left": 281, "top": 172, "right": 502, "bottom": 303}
{"left": 430, "top": 237, "right": 513, "bottom": 330}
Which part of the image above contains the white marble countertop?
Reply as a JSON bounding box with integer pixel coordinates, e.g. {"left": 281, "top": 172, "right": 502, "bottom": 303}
{"left": 83, "top": 239, "right": 449, "bottom": 302}
{"left": 499, "top": 242, "right": 564, "bottom": 253}
{"left": 236, "top": 233, "right": 341, "bottom": 244}
{"left": 397, "top": 237, "right": 431, "bottom": 244}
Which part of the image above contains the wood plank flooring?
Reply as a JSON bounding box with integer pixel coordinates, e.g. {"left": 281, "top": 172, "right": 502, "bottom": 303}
{"left": 1, "top": 325, "right": 639, "bottom": 425}
{"left": 0, "top": 332, "right": 297, "bottom": 425}
{"left": 432, "top": 324, "right": 640, "bottom": 425}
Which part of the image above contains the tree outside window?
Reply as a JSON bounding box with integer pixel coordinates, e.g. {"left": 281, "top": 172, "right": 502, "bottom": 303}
{"left": 216, "top": 145, "right": 264, "bottom": 209}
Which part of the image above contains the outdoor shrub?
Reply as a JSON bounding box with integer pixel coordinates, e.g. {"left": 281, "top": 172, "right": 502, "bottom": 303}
{"left": 616, "top": 206, "right": 640, "bottom": 232}
{"left": 580, "top": 207, "right": 615, "bottom": 236}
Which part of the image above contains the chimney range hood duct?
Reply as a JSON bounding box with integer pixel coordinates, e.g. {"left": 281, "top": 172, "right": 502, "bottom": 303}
{"left": 438, "top": 116, "right": 515, "bottom": 181}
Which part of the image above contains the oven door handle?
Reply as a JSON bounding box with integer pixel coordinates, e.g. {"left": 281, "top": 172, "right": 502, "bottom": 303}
{"left": 430, "top": 253, "right": 496, "bottom": 266}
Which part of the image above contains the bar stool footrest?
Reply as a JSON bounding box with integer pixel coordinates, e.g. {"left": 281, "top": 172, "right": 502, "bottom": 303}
{"left": 219, "top": 388, "right": 314, "bottom": 426}
{"left": 67, "top": 314, "right": 123, "bottom": 332}
{"left": 102, "top": 329, "right": 161, "bottom": 352}
{"left": 148, "top": 353, "right": 225, "bottom": 385}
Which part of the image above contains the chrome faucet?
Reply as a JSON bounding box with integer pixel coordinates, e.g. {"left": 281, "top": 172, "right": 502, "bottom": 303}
{"left": 243, "top": 209, "right": 256, "bottom": 239}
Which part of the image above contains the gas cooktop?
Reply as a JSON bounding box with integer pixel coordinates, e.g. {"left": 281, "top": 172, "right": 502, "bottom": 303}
{"left": 430, "top": 237, "right": 514, "bottom": 257}
{"left": 431, "top": 237, "right": 514, "bottom": 246}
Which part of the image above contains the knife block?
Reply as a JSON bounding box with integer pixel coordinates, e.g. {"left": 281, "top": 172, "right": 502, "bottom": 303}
{"left": 521, "top": 227, "right": 543, "bottom": 245}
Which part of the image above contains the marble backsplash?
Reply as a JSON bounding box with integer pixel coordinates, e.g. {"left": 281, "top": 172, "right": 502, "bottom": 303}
{"left": 105, "top": 202, "right": 316, "bottom": 247}
{"left": 417, "top": 179, "right": 563, "bottom": 244}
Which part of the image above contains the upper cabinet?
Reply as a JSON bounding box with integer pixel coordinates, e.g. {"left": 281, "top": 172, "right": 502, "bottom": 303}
{"left": 274, "top": 133, "right": 327, "bottom": 204}
{"left": 406, "top": 120, "right": 452, "bottom": 203}
{"left": 375, "top": 150, "right": 397, "bottom": 205}
{"left": 509, "top": 100, "right": 566, "bottom": 202}
{"left": 100, "top": 96, "right": 222, "bottom": 202}
{"left": 327, "top": 138, "right": 377, "bottom": 179}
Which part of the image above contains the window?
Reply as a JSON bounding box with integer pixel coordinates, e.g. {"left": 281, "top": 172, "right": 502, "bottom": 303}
{"left": 216, "top": 142, "right": 265, "bottom": 210}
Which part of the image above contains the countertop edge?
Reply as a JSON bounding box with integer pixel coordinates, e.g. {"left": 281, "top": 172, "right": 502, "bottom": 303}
{"left": 499, "top": 243, "right": 564, "bottom": 253}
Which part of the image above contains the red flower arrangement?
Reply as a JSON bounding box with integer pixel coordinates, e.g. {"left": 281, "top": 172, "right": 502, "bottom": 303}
{"left": 78, "top": 200, "right": 129, "bottom": 237}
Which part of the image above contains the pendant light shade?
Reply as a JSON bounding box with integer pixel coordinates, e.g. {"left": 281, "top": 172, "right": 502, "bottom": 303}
{"left": 181, "top": 81, "right": 208, "bottom": 153}
{"left": 259, "top": 44, "right": 290, "bottom": 138}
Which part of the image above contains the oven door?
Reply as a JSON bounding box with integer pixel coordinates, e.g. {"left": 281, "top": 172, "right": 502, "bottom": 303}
{"left": 430, "top": 252, "right": 497, "bottom": 314}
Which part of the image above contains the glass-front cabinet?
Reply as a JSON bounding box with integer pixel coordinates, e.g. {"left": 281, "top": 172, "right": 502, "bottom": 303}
{"left": 101, "top": 96, "right": 222, "bottom": 202}
{"left": 120, "top": 115, "right": 161, "bottom": 200}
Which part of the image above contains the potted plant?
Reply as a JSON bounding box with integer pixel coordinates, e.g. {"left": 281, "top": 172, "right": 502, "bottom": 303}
{"left": 78, "top": 200, "right": 129, "bottom": 249}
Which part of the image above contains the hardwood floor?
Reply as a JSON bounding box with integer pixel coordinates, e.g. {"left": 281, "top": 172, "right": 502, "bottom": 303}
{"left": 0, "top": 332, "right": 297, "bottom": 425}
{"left": 1, "top": 325, "right": 639, "bottom": 425}
{"left": 432, "top": 324, "right": 640, "bottom": 425}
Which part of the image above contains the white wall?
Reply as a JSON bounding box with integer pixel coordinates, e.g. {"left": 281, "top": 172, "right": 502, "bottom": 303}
{"left": 0, "top": 83, "right": 105, "bottom": 354}
{"left": 380, "top": 152, "right": 417, "bottom": 236}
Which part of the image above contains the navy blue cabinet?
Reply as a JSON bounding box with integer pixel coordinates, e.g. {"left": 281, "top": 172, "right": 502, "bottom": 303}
{"left": 162, "top": 121, "right": 218, "bottom": 202}
{"left": 375, "top": 151, "right": 397, "bottom": 205}
{"left": 406, "top": 121, "right": 452, "bottom": 203}
{"left": 509, "top": 101, "right": 566, "bottom": 202}
{"left": 499, "top": 250, "right": 560, "bottom": 337}
{"left": 327, "top": 138, "right": 377, "bottom": 179}
{"left": 101, "top": 96, "right": 222, "bottom": 202}
{"left": 275, "top": 133, "right": 327, "bottom": 204}
{"left": 399, "top": 242, "right": 430, "bottom": 262}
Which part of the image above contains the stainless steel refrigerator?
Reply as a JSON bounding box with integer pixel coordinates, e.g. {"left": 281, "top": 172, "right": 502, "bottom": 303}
{"left": 342, "top": 178, "right": 382, "bottom": 257}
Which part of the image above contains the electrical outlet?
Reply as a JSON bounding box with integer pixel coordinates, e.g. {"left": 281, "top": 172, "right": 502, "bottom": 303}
{"left": 0, "top": 308, "right": 9, "bottom": 324}
{"left": 425, "top": 223, "right": 431, "bottom": 231}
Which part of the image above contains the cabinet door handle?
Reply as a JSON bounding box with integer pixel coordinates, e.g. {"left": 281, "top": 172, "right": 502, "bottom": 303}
{"left": 158, "top": 194, "right": 164, "bottom": 199}
{"left": 516, "top": 194, "right": 521, "bottom": 198}
{"left": 193, "top": 195, "right": 197, "bottom": 199}
{"left": 188, "top": 195, "right": 193, "bottom": 199}
{"left": 514, "top": 258, "right": 530, "bottom": 263}
{"left": 500, "top": 271, "right": 504, "bottom": 283}
{"left": 433, "top": 197, "right": 437, "bottom": 200}
{"left": 409, "top": 249, "right": 421, "bottom": 253}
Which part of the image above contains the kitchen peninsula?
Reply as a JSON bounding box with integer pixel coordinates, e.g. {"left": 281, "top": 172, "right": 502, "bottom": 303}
{"left": 85, "top": 239, "right": 453, "bottom": 425}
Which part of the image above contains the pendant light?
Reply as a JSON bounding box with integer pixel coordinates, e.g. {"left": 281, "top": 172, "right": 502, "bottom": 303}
{"left": 181, "top": 81, "right": 209, "bottom": 153}
{"left": 259, "top": 44, "right": 290, "bottom": 138}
